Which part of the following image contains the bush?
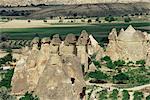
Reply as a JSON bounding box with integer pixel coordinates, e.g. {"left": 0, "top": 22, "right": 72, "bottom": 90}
{"left": 19, "top": 91, "right": 39, "bottom": 100}
{"left": 122, "top": 90, "right": 130, "bottom": 100}
{"left": 133, "top": 91, "right": 144, "bottom": 100}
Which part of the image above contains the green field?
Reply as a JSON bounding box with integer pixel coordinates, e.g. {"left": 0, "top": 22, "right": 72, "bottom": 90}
{"left": 0, "top": 22, "right": 150, "bottom": 43}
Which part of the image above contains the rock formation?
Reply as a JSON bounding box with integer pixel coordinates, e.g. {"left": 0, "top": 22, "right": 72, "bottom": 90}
{"left": 11, "top": 31, "right": 103, "bottom": 100}
{"left": 106, "top": 25, "right": 149, "bottom": 62}
{"left": 11, "top": 25, "right": 150, "bottom": 99}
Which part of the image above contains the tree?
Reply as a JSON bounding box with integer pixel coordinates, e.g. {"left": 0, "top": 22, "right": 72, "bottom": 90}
{"left": 114, "top": 60, "right": 125, "bottom": 67}
{"left": 101, "top": 56, "right": 111, "bottom": 62}
{"left": 0, "top": 87, "right": 16, "bottom": 100}
{"left": 88, "top": 19, "right": 92, "bottom": 23}
{"left": 113, "top": 73, "right": 129, "bottom": 83}
{"left": 146, "top": 95, "right": 150, "bottom": 100}
{"left": 0, "top": 69, "right": 14, "bottom": 88}
{"left": 122, "top": 90, "right": 130, "bottom": 100}
{"left": 19, "top": 91, "right": 39, "bottom": 100}
{"left": 87, "top": 70, "right": 109, "bottom": 80}
{"left": 105, "top": 15, "right": 115, "bottom": 22}
{"left": 133, "top": 91, "right": 144, "bottom": 100}
{"left": 109, "top": 89, "right": 119, "bottom": 100}
{"left": 136, "top": 60, "right": 145, "bottom": 67}
{"left": 124, "top": 17, "right": 131, "bottom": 22}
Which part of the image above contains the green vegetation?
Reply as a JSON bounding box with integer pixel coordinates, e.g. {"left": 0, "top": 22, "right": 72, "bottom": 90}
{"left": 124, "top": 17, "right": 132, "bottom": 23}
{"left": 0, "top": 53, "right": 14, "bottom": 88}
{"left": 98, "top": 90, "right": 108, "bottom": 100}
{"left": 1, "top": 22, "right": 150, "bottom": 41}
{"left": 109, "top": 89, "right": 119, "bottom": 100}
{"left": 105, "top": 15, "right": 116, "bottom": 22}
{"left": 0, "top": 53, "right": 13, "bottom": 66}
{"left": 122, "top": 90, "right": 130, "bottom": 100}
{"left": 113, "top": 73, "right": 129, "bottom": 83}
{"left": 0, "top": 87, "right": 16, "bottom": 100}
{"left": 133, "top": 91, "right": 144, "bottom": 100}
{"left": 19, "top": 91, "right": 39, "bottom": 100}
{"left": 87, "top": 70, "right": 109, "bottom": 81}
{"left": 146, "top": 95, "right": 150, "bottom": 100}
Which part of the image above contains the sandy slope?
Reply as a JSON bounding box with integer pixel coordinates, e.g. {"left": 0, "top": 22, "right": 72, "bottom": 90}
{"left": 0, "top": 20, "right": 51, "bottom": 28}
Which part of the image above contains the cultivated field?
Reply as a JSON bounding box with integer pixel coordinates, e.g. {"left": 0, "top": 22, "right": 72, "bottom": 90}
{"left": 0, "top": 20, "right": 150, "bottom": 43}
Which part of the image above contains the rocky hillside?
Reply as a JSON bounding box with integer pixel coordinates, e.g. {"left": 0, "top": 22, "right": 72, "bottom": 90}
{"left": 28, "top": 3, "right": 150, "bottom": 18}
{"left": 0, "top": 0, "right": 150, "bottom": 6}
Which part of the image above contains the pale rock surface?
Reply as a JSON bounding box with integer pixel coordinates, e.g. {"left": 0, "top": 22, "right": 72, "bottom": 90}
{"left": 106, "top": 25, "right": 148, "bottom": 61}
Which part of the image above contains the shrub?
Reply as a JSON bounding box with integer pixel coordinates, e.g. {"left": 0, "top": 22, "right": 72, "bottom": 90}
{"left": 122, "top": 90, "right": 130, "bottom": 100}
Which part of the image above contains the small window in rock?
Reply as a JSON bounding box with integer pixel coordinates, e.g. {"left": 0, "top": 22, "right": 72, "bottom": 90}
{"left": 71, "top": 78, "right": 75, "bottom": 84}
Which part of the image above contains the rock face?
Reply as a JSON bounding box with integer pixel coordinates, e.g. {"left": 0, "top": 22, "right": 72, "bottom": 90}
{"left": 11, "top": 31, "right": 103, "bottom": 99}
{"left": 106, "top": 25, "right": 149, "bottom": 61}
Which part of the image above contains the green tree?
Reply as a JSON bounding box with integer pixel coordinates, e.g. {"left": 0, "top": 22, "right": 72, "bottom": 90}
{"left": 122, "top": 90, "right": 130, "bottom": 100}
{"left": 113, "top": 73, "right": 129, "bottom": 83}
{"left": 133, "top": 91, "right": 144, "bottom": 100}
{"left": 146, "top": 95, "right": 150, "bottom": 100}
{"left": 114, "top": 60, "right": 125, "bottom": 67}
{"left": 87, "top": 70, "right": 109, "bottom": 80}
{"left": 136, "top": 60, "right": 145, "bottom": 67}
{"left": 105, "top": 15, "right": 115, "bottom": 22}
{"left": 109, "top": 89, "right": 119, "bottom": 100}
{"left": 101, "top": 56, "right": 111, "bottom": 62}
{"left": 124, "top": 17, "right": 131, "bottom": 22}
{"left": 19, "top": 91, "right": 39, "bottom": 100}
{"left": 0, "top": 69, "right": 14, "bottom": 88}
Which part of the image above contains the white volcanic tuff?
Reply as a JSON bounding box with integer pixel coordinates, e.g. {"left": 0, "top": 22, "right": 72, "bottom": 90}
{"left": 106, "top": 25, "right": 148, "bottom": 61}
{"left": 0, "top": 0, "right": 150, "bottom": 6}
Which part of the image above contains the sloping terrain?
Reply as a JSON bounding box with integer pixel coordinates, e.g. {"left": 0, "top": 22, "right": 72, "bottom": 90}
{"left": 0, "top": 0, "right": 149, "bottom": 6}
{"left": 27, "top": 3, "right": 150, "bottom": 18}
